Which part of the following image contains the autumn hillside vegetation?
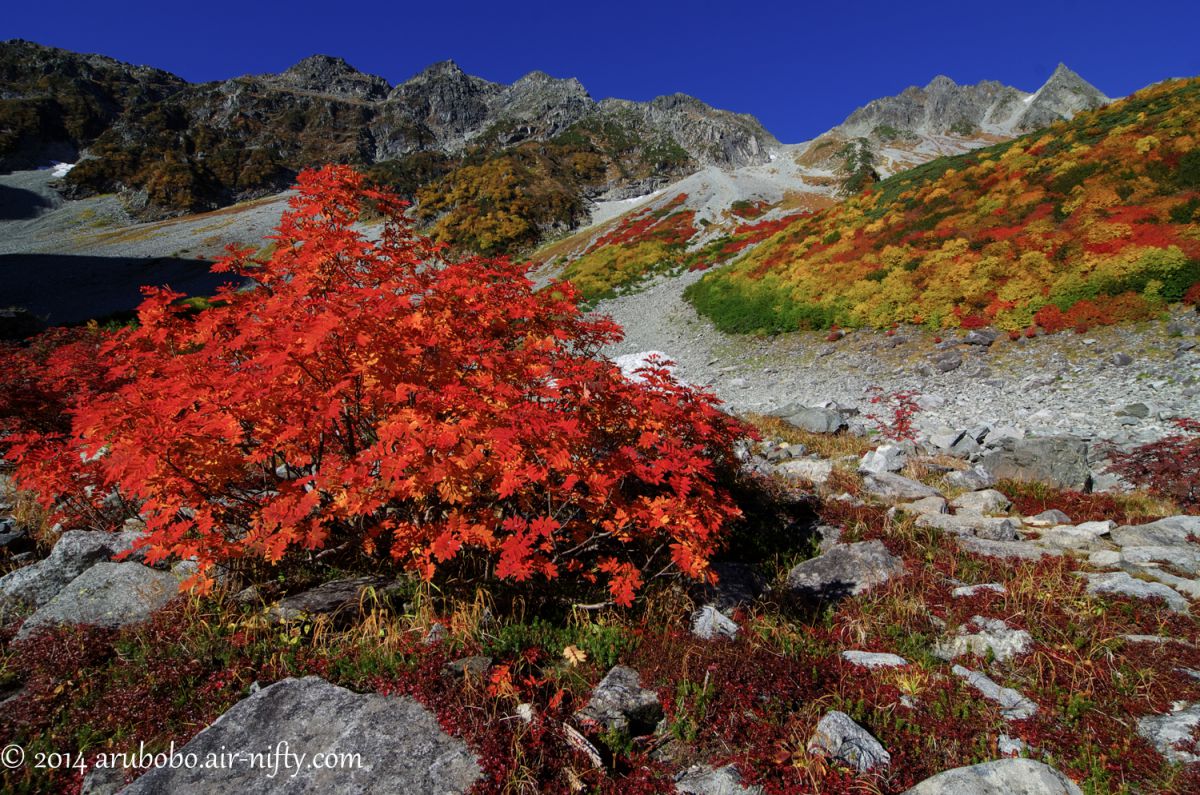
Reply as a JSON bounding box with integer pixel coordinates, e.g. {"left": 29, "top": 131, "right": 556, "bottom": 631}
{"left": 686, "top": 77, "right": 1200, "bottom": 335}
{"left": 0, "top": 166, "right": 751, "bottom": 607}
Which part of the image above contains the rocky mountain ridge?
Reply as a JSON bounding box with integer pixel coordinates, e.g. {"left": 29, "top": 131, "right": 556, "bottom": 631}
{"left": 835, "top": 63, "right": 1110, "bottom": 140}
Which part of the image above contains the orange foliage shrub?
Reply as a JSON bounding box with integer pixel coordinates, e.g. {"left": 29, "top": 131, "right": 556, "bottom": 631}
{"left": 5, "top": 167, "right": 749, "bottom": 605}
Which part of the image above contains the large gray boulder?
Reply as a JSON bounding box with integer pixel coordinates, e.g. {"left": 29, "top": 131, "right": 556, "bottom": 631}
{"left": 574, "top": 666, "right": 663, "bottom": 736}
{"left": 862, "top": 472, "right": 941, "bottom": 502}
{"left": 784, "top": 407, "right": 846, "bottom": 434}
{"left": 980, "top": 436, "right": 1091, "bottom": 491}
{"left": 902, "top": 758, "right": 1083, "bottom": 794}
{"left": 1083, "top": 572, "right": 1189, "bottom": 613}
{"left": 122, "top": 676, "right": 481, "bottom": 794}
{"left": 1111, "top": 516, "right": 1200, "bottom": 548}
{"left": 0, "top": 529, "right": 141, "bottom": 612}
{"left": 916, "top": 513, "right": 1020, "bottom": 541}
{"left": 15, "top": 561, "right": 180, "bottom": 640}
{"left": 786, "top": 540, "right": 905, "bottom": 601}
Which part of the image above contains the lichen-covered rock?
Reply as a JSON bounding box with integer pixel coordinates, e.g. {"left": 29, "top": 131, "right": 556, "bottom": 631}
{"left": 675, "top": 764, "right": 763, "bottom": 795}
{"left": 1137, "top": 703, "right": 1200, "bottom": 763}
{"left": 949, "top": 489, "right": 1012, "bottom": 515}
{"left": 122, "top": 676, "right": 481, "bottom": 794}
{"left": 1084, "top": 571, "right": 1189, "bottom": 613}
{"left": 862, "top": 472, "right": 942, "bottom": 502}
{"left": 575, "top": 666, "right": 663, "bottom": 736}
{"left": 806, "top": 710, "right": 890, "bottom": 772}
{"left": 952, "top": 665, "right": 1038, "bottom": 720}
{"left": 0, "top": 529, "right": 141, "bottom": 612}
{"left": 786, "top": 541, "right": 905, "bottom": 601}
{"left": 934, "top": 617, "right": 1033, "bottom": 662}
{"left": 841, "top": 650, "right": 908, "bottom": 668}
{"left": 979, "top": 436, "right": 1091, "bottom": 491}
{"left": 691, "top": 605, "right": 739, "bottom": 640}
{"left": 15, "top": 562, "right": 181, "bottom": 640}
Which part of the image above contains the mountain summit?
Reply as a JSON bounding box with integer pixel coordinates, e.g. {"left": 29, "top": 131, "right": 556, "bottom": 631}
{"left": 836, "top": 64, "right": 1109, "bottom": 139}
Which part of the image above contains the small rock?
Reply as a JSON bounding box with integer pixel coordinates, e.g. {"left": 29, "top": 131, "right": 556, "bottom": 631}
{"left": 934, "top": 617, "right": 1033, "bottom": 662}
{"left": 841, "top": 650, "right": 908, "bottom": 668}
{"left": 963, "top": 329, "right": 1000, "bottom": 346}
{"left": 423, "top": 622, "right": 447, "bottom": 645}
{"left": 957, "top": 536, "right": 1059, "bottom": 560}
{"left": 575, "top": 666, "right": 663, "bottom": 736}
{"left": 442, "top": 656, "right": 493, "bottom": 679}
{"left": 691, "top": 605, "right": 739, "bottom": 640}
{"left": 916, "top": 513, "right": 1020, "bottom": 541}
{"left": 933, "top": 351, "right": 963, "bottom": 373}
{"left": 1025, "top": 509, "right": 1072, "bottom": 526}
{"left": 951, "top": 665, "right": 1038, "bottom": 720}
{"left": 949, "top": 489, "right": 1012, "bottom": 516}
{"left": 899, "top": 496, "right": 948, "bottom": 515}
{"left": 1110, "top": 352, "right": 1133, "bottom": 367}
{"left": 777, "top": 458, "right": 833, "bottom": 486}
{"left": 1137, "top": 703, "right": 1200, "bottom": 763}
{"left": 859, "top": 444, "right": 908, "bottom": 474}
{"left": 785, "top": 407, "right": 846, "bottom": 434}
{"left": 944, "top": 467, "right": 996, "bottom": 490}
{"left": 997, "top": 734, "right": 1028, "bottom": 757}
{"left": 806, "top": 710, "right": 891, "bottom": 773}
{"left": 862, "top": 472, "right": 942, "bottom": 502}
{"left": 1116, "top": 402, "right": 1150, "bottom": 418}
{"left": 902, "top": 759, "right": 1082, "bottom": 795}
{"left": 269, "top": 576, "right": 396, "bottom": 624}
{"left": 951, "top": 583, "right": 1006, "bottom": 598}
{"left": 1084, "top": 572, "right": 1189, "bottom": 612}
{"left": 786, "top": 540, "right": 905, "bottom": 601}
{"left": 675, "top": 765, "right": 763, "bottom": 795}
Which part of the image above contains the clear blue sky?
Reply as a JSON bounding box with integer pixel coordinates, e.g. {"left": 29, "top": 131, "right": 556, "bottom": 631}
{"left": 4, "top": 0, "right": 1198, "bottom": 142}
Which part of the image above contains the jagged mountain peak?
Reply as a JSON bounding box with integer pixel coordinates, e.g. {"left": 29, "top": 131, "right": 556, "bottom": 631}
{"left": 268, "top": 54, "right": 391, "bottom": 100}
{"left": 836, "top": 64, "right": 1109, "bottom": 140}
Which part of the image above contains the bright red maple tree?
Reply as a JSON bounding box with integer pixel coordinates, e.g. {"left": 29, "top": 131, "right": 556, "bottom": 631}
{"left": 5, "top": 165, "right": 749, "bottom": 605}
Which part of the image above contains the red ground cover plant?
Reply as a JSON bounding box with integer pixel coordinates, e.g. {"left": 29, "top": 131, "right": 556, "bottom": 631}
{"left": 865, "top": 388, "right": 922, "bottom": 443}
{"left": 4, "top": 166, "right": 749, "bottom": 605}
{"left": 1106, "top": 418, "right": 1200, "bottom": 510}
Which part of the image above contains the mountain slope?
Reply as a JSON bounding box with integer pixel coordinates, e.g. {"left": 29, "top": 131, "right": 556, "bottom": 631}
{"left": 0, "top": 42, "right": 777, "bottom": 225}
{"left": 683, "top": 77, "right": 1200, "bottom": 334}
{"left": 0, "top": 40, "right": 185, "bottom": 171}
{"left": 537, "top": 66, "right": 1113, "bottom": 302}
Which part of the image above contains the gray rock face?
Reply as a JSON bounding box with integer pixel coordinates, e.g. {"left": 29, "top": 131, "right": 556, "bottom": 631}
{"left": 122, "top": 676, "right": 481, "bottom": 794}
{"left": 980, "top": 436, "right": 1092, "bottom": 491}
{"left": 675, "top": 764, "right": 763, "bottom": 795}
{"left": 1083, "top": 571, "right": 1189, "bottom": 612}
{"left": 1111, "top": 516, "right": 1200, "bottom": 548}
{"left": 950, "top": 490, "right": 1012, "bottom": 516}
{"left": 1018, "top": 64, "right": 1111, "bottom": 132}
{"left": 784, "top": 407, "right": 846, "bottom": 434}
{"left": 934, "top": 617, "right": 1033, "bottom": 662}
{"left": 859, "top": 444, "right": 907, "bottom": 474}
{"left": 841, "top": 650, "right": 908, "bottom": 668}
{"left": 807, "top": 710, "right": 890, "bottom": 772}
{"left": 862, "top": 472, "right": 942, "bottom": 502}
{"left": 15, "top": 562, "right": 180, "bottom": 640}
{"left": 575, "top": 666, "right": 663, "bottom": 736}
{"left": 786, "top": 540, "right": 905, "bottom": 600}
{"left": 691, "top": 604, "right": 739, "bottom": 640}
{"left": 916, "top": 513, "right": 1020, "bottom": 541}
{"left": 1026, "top": 509, "right": 1073, "bottom": 526}
{"left": 902, "top": 758, "right": 1083, "bottom": 795}
{"left": 269, "top": 576, "right": 395, "bottom": 623}
{"left": 837, "top": 64, "right": 1107, "bottom": 141}
{"left": 1137, "top": 703, "right": 1200, "bottom": 763}
{"left": 957, "top": 536, "right": 1058, "bottom": 561}
{"left": 0, "top": 529, "right": 142, "bottom": 612}
{"left": 266, "top": 54, "right": 391, "bottom": 100}
{"left": 951, "top": 665, "right": 1038, "bottom": 720}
